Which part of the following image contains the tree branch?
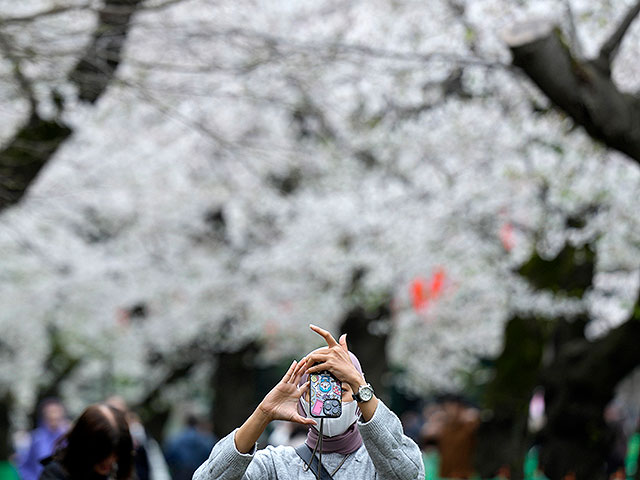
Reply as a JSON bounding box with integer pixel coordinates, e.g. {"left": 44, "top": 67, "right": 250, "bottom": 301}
{"left": 597, "top": 0, "right": 640, "bottom": 72}
{"left": 563, "top": 0, "right": 583, "bottom": 58}
{"left": 0, "top": 30, "right": 37, "bottom": 113}
{"left": 69, "top": 0, "right": 144, "bottom": 103}
{"left": 504, "top": 19, "right": 640, "bottom": 164}
{"left": 0, "top": 113, "right": 72, "bottom": 210}
{"left": 0, "top": 5, "right": 89, "bottom": 24}
{"left": 0, "top": 0, "right": 188, "bottom": 24}
{"left": 0, "top": 0, "right": 144, "bottom": 212}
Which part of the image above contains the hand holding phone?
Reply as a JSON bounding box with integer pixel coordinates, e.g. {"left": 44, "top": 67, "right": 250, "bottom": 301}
{"left": 309, "top": 371, "right": 342, "bottom": 418}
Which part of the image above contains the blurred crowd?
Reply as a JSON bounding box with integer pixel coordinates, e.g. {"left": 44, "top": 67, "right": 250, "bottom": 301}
{"left": 391, "top": 394, "right": 640, "bottom": 480}
{"left": 3, "top": 393, "right": 640, "bottom": 480}
{"left": 1, "top": 397, "right": 217, "bottom": 480}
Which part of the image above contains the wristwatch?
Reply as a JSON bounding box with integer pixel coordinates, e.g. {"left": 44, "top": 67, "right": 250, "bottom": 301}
{"left": 352, "top": 383, "right": 374, "bottom": 403}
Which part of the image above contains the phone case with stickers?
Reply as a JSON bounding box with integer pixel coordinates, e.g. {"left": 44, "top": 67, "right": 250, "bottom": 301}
{"left": 309, "top": 371, "right": 342, "bottom": 418}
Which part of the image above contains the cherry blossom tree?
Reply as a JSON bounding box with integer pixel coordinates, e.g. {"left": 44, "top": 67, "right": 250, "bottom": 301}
{"left": 1, "top": 1, "right": 640, "bottom": 477}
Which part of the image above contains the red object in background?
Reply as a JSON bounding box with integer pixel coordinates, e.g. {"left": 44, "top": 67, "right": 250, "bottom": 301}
{"left": 429, "top": 268, "right": 445, "bottom": 297}
{"left": 411, "top": 278, "right": 428, "bottom": 311}
{"left": 410, "top": 268, "right": 447, "bottom": 312}
{"left": 500, "top": 222, "right": 515, "bottom": 251}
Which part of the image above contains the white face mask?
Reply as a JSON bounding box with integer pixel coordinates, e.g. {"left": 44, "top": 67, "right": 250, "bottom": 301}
{"left": 302, "top": 399, "right": 359, "bottom": 437}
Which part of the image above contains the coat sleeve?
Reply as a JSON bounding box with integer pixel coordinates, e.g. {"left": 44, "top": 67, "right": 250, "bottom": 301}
{"left": 191, "top": 430, "right": 276, "bottom": 480}
{"left": 357, "top": 401, "right": 425, "bottom": 480}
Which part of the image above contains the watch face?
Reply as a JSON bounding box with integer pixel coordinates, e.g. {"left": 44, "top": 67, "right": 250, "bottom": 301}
{"left": 359, "top": 385, "right": 373, "bottom": 401}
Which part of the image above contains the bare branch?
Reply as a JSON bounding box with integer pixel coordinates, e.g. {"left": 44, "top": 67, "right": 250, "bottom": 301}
{"left": 563, "top": 0, "right": 583, "bottom": 58}
{"left": 0, "top": 0, "right": 191, "bottom": 24}
{"left": 597, "top": 0, "right": 640, "bottom": 71}
{"left": 121, "top": 24, "right": 512, "bottom": 72}
{"left": 214, "top": 27, "right": 510, "bottom": 69}
{"left": 0, "top": 5, "right": 89, "bottom": 24}
{"left": 0, "top": 30, "right": 37, "bottom": 113}
{"left": 140, "top": 0, "right": 191, "bottom": 12}
{"left": 69, "top": 0, "right": 144, "bottom": 103}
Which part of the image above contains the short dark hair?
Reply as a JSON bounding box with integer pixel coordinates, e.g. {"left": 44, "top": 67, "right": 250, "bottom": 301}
{"left": 55, "top": 404, "right": 134, "bottom": 480}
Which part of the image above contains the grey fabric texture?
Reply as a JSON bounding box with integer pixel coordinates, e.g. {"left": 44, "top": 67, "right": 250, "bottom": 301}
{"left": 192, "top": 400, "right": 424, "bottom": 480}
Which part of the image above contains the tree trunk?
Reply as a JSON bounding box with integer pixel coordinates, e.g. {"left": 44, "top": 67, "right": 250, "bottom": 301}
{"left": 29, "top": 327, "right": 81, "bottom": 429}
{"left": 538, "top": 317, "right": 640, "bottom": 480}
{"left": 504, "top": 18, "right": 640, "bottom": 164}
{"left": 476, "top": 243, "right": 595, "bottom": 478}
{"left": 475, "top": 315, "right": 549, "bottom": 480}
{"left": 0, "top": 392, "right": 12, "bottom": 460}
{"left": 211, "top": 343, "right": 261, "bottom": 439}
{"left": 340, "top": 303, "right": 391, "bottom": 403}
{"left": 134, "top": 342, "right": 205, "bottom": 442}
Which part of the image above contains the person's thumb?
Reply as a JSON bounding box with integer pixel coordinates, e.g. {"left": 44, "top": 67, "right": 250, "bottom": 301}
{"left": 292, "top": 413, "right": 317, "bottom": 426}
{"left": 339, "top": 333, "right": 348, "bottom": 352}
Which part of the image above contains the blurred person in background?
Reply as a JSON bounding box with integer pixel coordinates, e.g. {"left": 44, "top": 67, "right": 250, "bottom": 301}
{"left": 105, "top": 397, "right": 170, "bottom": 480}
{"left": 432, "top": 394, "right": 480, "bottom": 480}
{"left": 39, "top": 403, "right": 133, "bottom": 480}
{"left": 400, "top": 410, "right": 424, "bottom": 446}
{"left": 164, "top": 413, "right": 217, "bottom": 480}
{"left": 18, "top": 398, "right": 69, "bottom": 480}
{"left": 193, "top": 324, "right": 423, "bottom": 480}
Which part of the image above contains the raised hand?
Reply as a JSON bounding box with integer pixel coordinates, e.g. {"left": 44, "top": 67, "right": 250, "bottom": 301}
{"left": 305, "top": 324, "right": 379, "bottom": 422}
{"left": 305, "top": 324, "right": 365, "bottom": 392}
{"left": 234, "top": 359, "right": 316, "bottom": 453}
{"left": 258, "top": 359, "right": 316, "bottom": 425}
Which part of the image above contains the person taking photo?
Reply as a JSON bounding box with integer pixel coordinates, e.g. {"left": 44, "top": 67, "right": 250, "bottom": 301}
{"left": 193, "top": 324, "right": 424, "bottom": 480}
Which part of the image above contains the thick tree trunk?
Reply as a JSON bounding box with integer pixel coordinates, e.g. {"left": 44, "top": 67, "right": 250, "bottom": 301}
{"left": 539, "top": 317, "right": 640, "bottom": 480}
{"left": 133, "top": 338, "right": 210, "bottom": 442}
{"left": 340, "top": 303, "right": 391, "bottom": 403}
{"left": 475, "top": 315, "right": 549, "bottom": 480}
{"left": 211, "top": 343, "right": 260, "bottom": 439}
{"left": 475, "top": 244, "right": 598, "bottom": 479}
{"left": 504, "top": 18, "right": 640, "bottom": 164}
{"left": 503, "top": 9, "right": 640, "bottom": 477}
{"left": 135, "top": 360, "right": 197, "bottom": 443}
{"left": 0, "top": 392, "right": 12, "bottom": 460}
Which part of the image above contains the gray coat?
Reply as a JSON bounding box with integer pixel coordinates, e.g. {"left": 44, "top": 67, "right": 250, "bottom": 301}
{"left": 193, "top": 400, "right": 424, "bottom": 480}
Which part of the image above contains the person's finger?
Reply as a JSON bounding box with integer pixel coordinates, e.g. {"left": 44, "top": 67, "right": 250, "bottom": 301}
{"left": 296, "top": 381, "right": 310, "bottom": 398}
{"left": 292, "top": 357, "right": 306, "bottom": 375}
{"left": 306, "top": 352, "right": 329, "bottom": 367}
{"left": 306, "top": 361, "right": 331, "bottom": 375}
{"left": 281, "top": 360, "right": 297, "bottom": 383}
{"left": 291, "top": 413, "right": 317, "bottom": 426}
{"left": 339, "top": 333, "right": 349, "bottom": 353}
{"left": 292, "top": 362, "right": 308, "bottom": 386}
{"left": 310, "top": 324, "right": 339, "bottom": 347}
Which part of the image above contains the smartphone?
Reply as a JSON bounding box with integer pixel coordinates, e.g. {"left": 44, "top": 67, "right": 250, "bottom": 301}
{"left": 309, "top": 370, "right": 342, "bottom": 418}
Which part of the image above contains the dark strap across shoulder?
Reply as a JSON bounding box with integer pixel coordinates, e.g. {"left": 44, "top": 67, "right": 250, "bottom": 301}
{"left": 294, "top": 444, "right": 334, "bottom": 480}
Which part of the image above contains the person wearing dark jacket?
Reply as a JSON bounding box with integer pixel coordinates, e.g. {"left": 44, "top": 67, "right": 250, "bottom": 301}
{"left": 164, "top": 414, "right": 217, "bottom": 480}
{"left": 39, "top": 403, "right": 134, "bottom": 480}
